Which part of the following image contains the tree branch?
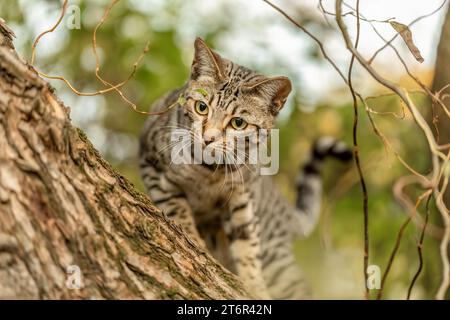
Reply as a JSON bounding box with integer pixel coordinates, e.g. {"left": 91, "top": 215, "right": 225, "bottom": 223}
{"left": 0, "top": 22, "right": 252, "bottom": 300}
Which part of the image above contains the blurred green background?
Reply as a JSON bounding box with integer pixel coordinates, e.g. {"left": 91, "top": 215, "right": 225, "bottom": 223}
{"left": 1, "top": 0, "right": 448, "bottom": 299}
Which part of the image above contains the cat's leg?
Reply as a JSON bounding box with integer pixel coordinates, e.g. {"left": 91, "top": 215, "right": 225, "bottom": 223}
{"left": 292, "top": 137, "right": 352, "bottom": 237}
{"left": 155, "top": 194, "right": 206, "bottom": 249}
{"left": 259, "top": 138, "right": 351, "bottom": 299}
{"left": 262, "top": 243, "right": 311, "bottom": 299}
{"left": 225, "top": 189, "right": 271, "bottom": 299}
{"left": 259, "top": 199, "right": 312, "bottom": 299}
{"left": 141, "top": 164, "right": 206, "bottom": 248}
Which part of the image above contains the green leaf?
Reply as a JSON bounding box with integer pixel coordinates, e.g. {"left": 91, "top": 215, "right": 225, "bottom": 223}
{"left": 194, "top": 88, "right": 208, "bottom": 97}
{"left": 177, "top": 94, "right": 186, "bottom": 106}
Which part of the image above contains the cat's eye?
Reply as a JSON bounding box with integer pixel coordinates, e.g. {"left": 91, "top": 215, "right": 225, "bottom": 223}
{"left": 195, "top": 101, "right": 209, "bottom": 115}
{"left": 230, "top": 117, "right": 248, "bottom": 130}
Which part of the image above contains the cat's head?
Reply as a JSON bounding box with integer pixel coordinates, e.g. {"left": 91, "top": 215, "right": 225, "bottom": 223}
{"left": 179, "top": 37, "right": 291, "bottom": 167}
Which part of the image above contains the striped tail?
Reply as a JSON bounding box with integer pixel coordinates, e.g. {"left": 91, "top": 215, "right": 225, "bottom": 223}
{"left": 294, "top": 137, "right": 352, "bottom": 237}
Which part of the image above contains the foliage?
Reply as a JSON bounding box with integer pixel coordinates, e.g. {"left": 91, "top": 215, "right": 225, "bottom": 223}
{"left": 0, "top": 0, "right": 446, "bottom": 299}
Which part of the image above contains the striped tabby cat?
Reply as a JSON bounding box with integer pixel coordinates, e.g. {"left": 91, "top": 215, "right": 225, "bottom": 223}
{"left": 139, "top": 38, "right": 352, "bottom": 299}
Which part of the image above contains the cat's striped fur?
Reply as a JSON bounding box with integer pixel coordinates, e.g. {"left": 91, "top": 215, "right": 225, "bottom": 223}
{"left": 139, "top": 38, "right": 352, "bottom": 299}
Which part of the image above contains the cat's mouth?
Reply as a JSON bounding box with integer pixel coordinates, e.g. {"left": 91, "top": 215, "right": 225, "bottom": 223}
{"left": 189, "top": 145, "right": 246, "bottom": 172}
{"left": 200, "top": 161, "right": 242, "bottom": 172}
{"left": 201, "top": 158, "right": 249, "bottom": 173}
{"left": 167, "top": 132, "right": 256, "bottom": 170}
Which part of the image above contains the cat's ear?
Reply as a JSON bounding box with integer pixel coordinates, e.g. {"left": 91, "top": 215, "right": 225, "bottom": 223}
{"left": 242, "top": 76, "right": 292, "bottom": 115}
{"left": 191, "top": 37, "right": 226, "bottom": 81}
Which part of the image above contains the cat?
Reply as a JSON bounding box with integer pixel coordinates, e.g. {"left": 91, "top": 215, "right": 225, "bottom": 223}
{"left": 139, "top": 37, "right": 352, "bottom": 299}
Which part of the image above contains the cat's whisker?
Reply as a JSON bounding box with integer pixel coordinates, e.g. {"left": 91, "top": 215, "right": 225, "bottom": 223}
{"left": 156, "top": 137, "right": 194, "bottom": 156}
{"left": 157, "top": 127, "right": 204, "bottom": 159}
{"left": 167, "top": 140, "right": 192, "bottom": 168}
{"left": 230, "top": 146, "right": 255, "bottom": 174}
{"left": 224, "top": 145, "right": 244, "bottom": 184}
{"left": 139, "top": 37, "right": 341, "bottom": 299}
{"left": 222, "top": 144, "right": 248, "bottom": 184}
{"left": 222, "top": 146, "right": 247, "bottom": 204}
{"left": 230, "top": 153, "right": 245, "bottom": 189}
{"left": 160, "top": 123, "right": 193, "bottom": 130}
{"left": 222, "top": 151, "right": 235, "bottom": 205}
{"left": 156, "top": 141, "right": 181, "bottom": 155}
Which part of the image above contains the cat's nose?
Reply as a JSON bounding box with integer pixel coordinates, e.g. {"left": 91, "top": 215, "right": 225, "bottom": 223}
{"left": 203, "top": 128, "right": 221, "bottom": 145}
{"left": 204, "top": 136, "right": 215, "bottom": 145}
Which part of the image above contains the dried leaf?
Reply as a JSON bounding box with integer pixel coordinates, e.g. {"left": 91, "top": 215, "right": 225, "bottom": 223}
{"left": 389, "top": 21, "right": 424, "bottom": 63}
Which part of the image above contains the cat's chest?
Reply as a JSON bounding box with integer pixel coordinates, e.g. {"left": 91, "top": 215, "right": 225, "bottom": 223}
{"left": 166, "top": 165, "right": 237, "bottom": 218}
{"left": 184, "top": 174, "right": 231, "bottom": 219}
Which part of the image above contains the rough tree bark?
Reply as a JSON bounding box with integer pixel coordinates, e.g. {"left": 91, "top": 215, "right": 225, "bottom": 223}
{"left": 0, "top": 22, "right": 252, "bottom": 299}
{"left": 431, "top": 4, "right": 450, "bottom": 206}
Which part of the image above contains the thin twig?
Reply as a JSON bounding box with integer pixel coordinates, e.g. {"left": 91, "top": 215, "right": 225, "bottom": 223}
{"left": 345, "top": 0, "right": 450, "bottom": 134}
{"left": 90, "top": 0, "right": 175, "bottom": 115}
{"left": 262, "top": 0, "right": 349, "bottom": 85}
{"left": 336, "top": 0, "right": 450, "bottom": 299}
{"left": 377, "top": 189, "right": 432, "bottom": 300}
{"left": 319, "top": 0, "right": 395, "bottom": 24}
{"left": 368, "top": 0, "right": 448, "bottom": 64}
{"left": 393, "top": 175, "right": 443, "bottom": 240}
{"left": 29, "top": 0, "right": 177, "bottom": 117}
{"left": 344, "top": 0, "right": 370, "bottom": 299}
{"left": 267, "top": 0, "right": 450, "bottom": 299}
{"left": 407, "top": 193, "right": 433, "bottom": 299}
{"left": 263, "top": 0, "right": 437, "bottom": 184}
{"left": 31, "top": 0, "right": 68, "bottom": 65}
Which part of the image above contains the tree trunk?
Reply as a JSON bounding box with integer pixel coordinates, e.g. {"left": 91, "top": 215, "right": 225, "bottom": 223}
{"left": 0, "top": 22, "right": 251, "bottom": 300}
{"left": 431, "top": 4, "right": 450, "bottom": 206}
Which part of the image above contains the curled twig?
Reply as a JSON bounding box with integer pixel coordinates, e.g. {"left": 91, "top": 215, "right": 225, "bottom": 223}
{"left": 335, "top": 0, "right": 450, "bottom": 299}
{"left": 393, "top": 175, "right": 443, "bottom": 239}
{"left": 266, "top": 0, "right": 450, "bottom": 299}
{"left": 30, "top": 0, "right": 177, "bottom": 116}
{"left": 30, "top": 0, "right": 68, "bottom": 65}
